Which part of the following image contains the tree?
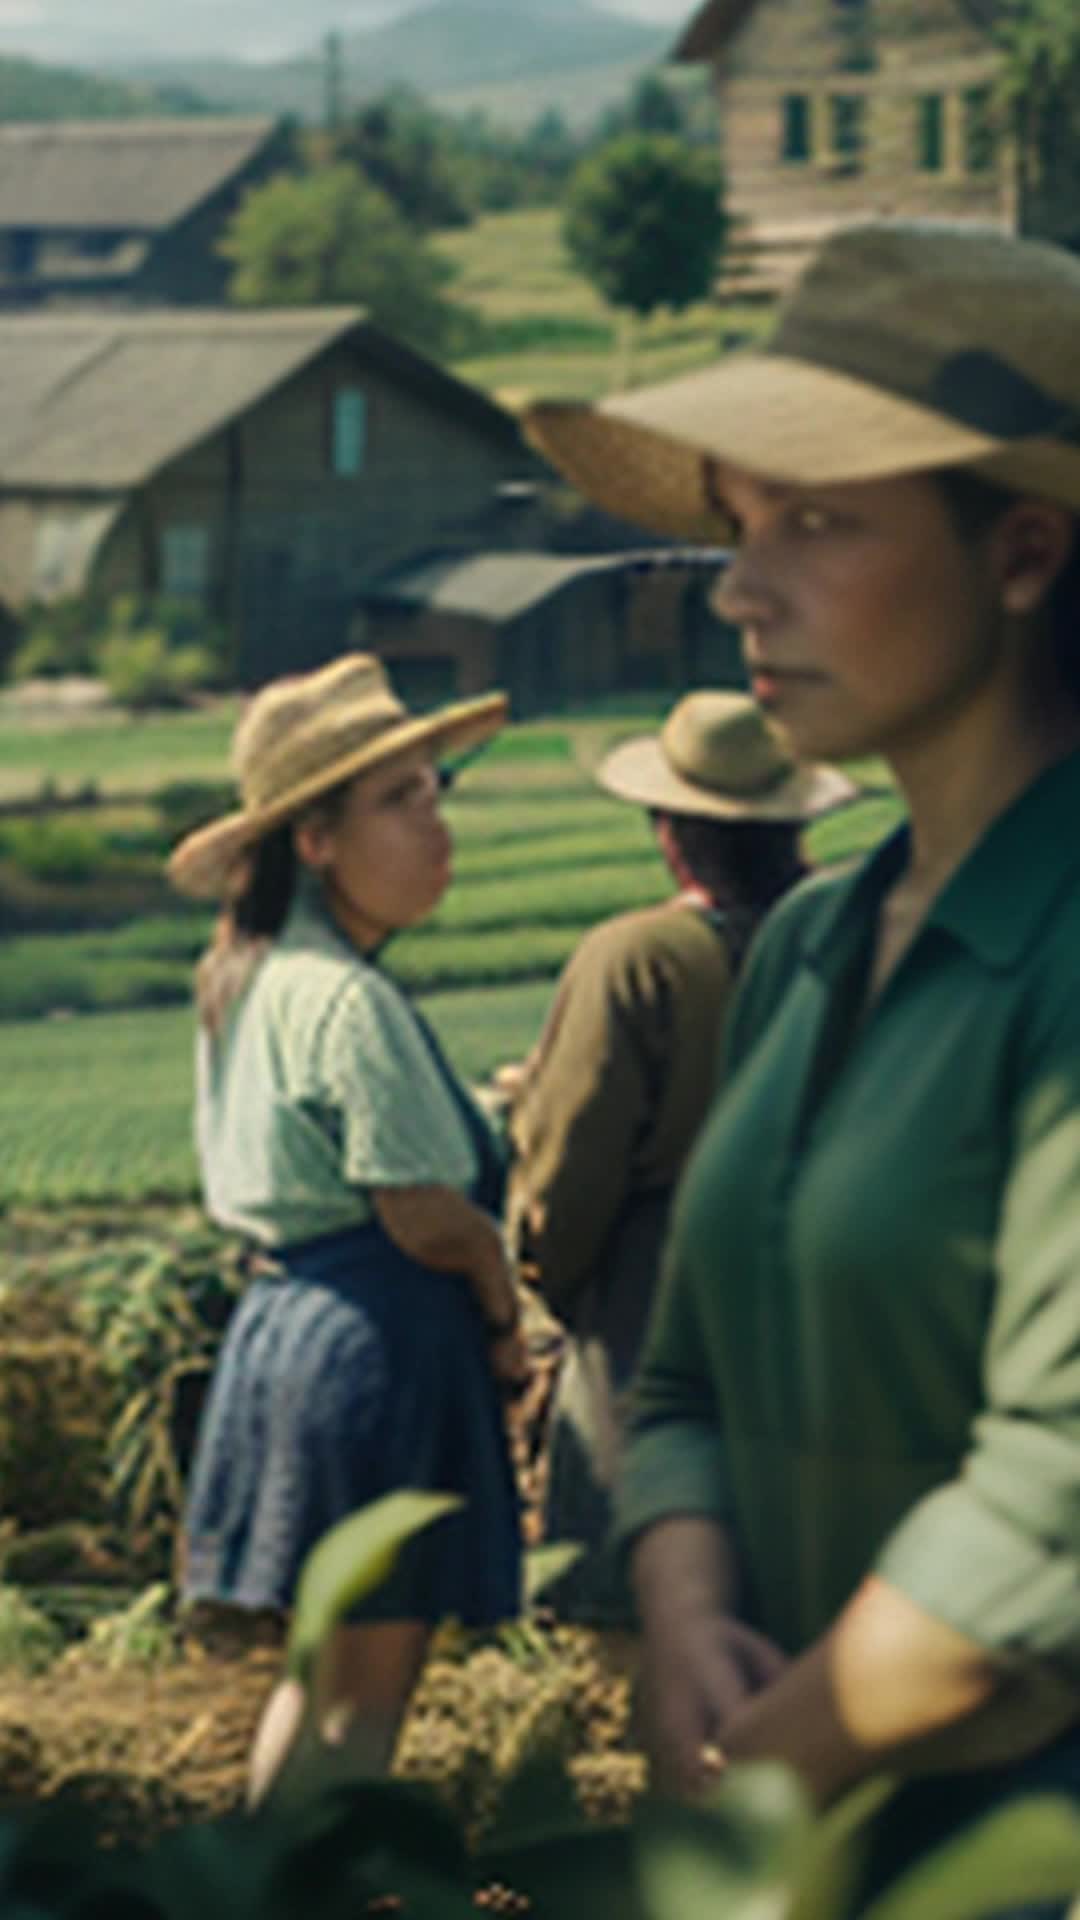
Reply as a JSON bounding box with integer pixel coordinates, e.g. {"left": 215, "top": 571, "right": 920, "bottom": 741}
{"left": 331, "top": 92, "right": 472, "bottom": 232}
{"left": 562, "top": 134, "right": 726, "bottom": 379}
{"left": 598, "top": 71, "right": 687, "bottom": 142}
{"left": 219, "top": 164, "right": 465, "bottom": 359}
{"left": 989, "top": 0, "right": 1080, "bottom": 247}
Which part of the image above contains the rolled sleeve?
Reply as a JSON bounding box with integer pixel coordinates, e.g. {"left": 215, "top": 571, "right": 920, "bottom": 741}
{"left": 875, "top": 1044, "right": 1080, "bottom": 1679}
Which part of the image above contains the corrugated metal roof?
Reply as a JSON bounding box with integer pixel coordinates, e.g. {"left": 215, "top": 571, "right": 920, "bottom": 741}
{"left": 0, "top": 308, "right": 365, "bottom": 488}
{"left": 368, "top": 550, "right": 705, "bottom": 623}
{"left": 0, "top": 117, "right": 278, "bottom": 231}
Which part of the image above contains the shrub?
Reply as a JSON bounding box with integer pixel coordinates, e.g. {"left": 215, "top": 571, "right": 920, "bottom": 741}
{"left": 0, "top": 818, "right": 108, "bottom": 883}
{"left": 0, "top": 1586, "right": 64, "bottom": 1675}
{"left": 8, "top": 593, "right": 227, "bottom": 705}
{"left": 7, "top": 595, "right": 106, "bottom": 682}
{"left": 99, "top": 629, "right": 217, "bottom": 711}
{"left": 154, "top": 779, "right": 237, "bottom": 843}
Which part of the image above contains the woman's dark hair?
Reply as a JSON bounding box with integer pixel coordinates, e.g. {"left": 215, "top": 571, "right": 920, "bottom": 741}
{"left": 936, "top": 468, "right": 1080, "bottom": 703}
{"left": 196, "top": 780, "right": 351, "bottom": 1030}
{"left": 658, "top": 812, "right": 806, "bottom": 916}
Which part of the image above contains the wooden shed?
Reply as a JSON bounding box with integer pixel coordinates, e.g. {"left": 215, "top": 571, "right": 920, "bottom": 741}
{"left": 0, "top": 307, "right": 540, "bottom": 682}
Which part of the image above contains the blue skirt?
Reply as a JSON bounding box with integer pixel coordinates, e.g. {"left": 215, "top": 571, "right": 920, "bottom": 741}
{"left": 182, "top": 1222, "right": 522, "bottom": 1625}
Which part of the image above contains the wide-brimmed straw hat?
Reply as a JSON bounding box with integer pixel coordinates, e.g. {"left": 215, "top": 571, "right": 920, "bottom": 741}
{"left": 598, "top": 691, "right": 857, "bottom": 821}
{"left": 524, "top": 221, "right": 1080, "bottom": 540}
{"left": 168, "top": 653, "right": 507, "bottom": 899}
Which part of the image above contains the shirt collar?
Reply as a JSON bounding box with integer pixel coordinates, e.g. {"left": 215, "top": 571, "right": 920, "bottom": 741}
{"left": 803, "top": 747, "right": 1080, "bottom": 977}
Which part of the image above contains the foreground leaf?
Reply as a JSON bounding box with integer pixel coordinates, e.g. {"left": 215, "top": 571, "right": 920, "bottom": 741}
{"left": 863, "top": 1794, "right": 1080, "bottom": 1920}
{"left": 286, "top": 1491, "right": 461, "bottom": 1685}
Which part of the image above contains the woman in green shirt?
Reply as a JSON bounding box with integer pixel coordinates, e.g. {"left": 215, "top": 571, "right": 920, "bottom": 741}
{"left": 525, "top": 222, "right": 1080, "bottom": 1905}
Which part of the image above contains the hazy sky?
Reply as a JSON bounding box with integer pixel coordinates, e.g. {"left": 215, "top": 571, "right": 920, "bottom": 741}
{"left": 0, "top": 0, "right": 698, "bottom": 66}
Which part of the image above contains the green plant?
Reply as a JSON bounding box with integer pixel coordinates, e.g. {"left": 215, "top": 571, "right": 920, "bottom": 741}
{"left": 0, "top": 1584, "right": 64, "bottom": 1674}
{"left": 0, "top": 817, "right": 108, "bottom": 883}
{"left": 78, "top": 1581, "right": 179, "bottom": 1670}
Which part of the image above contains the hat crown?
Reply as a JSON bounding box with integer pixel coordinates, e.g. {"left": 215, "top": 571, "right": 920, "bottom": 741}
{"left": 773, "top": 220, "right": 1080, "bottom": 432}
{"left": 233, "top": 655, "right": 405, "bottom": 811}
{"left": 660, "top": 692, "right": 792, "bottom": 799}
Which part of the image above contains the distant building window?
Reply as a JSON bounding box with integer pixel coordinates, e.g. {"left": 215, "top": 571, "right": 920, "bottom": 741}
{"left": 964, "top": 87, "right": 996, "bottom": 172}
{"left": 781, "top": 94, "right": 811, "bottom": 163}
{"left": 829, "top": 94, "right": 865, "bottom": 169}
{"left": 161, "top": 525, "right": 210, "bottom": 598}
{"left": 331, "top": 387, "right": 368, "bottom": 477}
{"left": 918, "top": 94, "right": 945, "bottom": 171}
{"left": 8, "top": 229, "right": 37, "bottom": 276}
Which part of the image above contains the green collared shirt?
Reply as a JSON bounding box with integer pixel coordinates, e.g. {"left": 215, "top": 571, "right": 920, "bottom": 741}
{"left": 619, "top": 748, "right": 1080, "bottom": 1693}
{"left": 196, "top": 883, "right": 482, "bottom": 1247}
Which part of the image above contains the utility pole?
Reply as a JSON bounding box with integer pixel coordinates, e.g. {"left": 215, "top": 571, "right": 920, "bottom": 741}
{"left": 324, "top": 29, "right": 345, "bottom": 135}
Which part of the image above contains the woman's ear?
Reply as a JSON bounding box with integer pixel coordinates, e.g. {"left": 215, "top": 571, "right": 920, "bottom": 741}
{"left": 992, "top": 500, "right": 1075, "bottom": 618}
{"left": 293, "top": 815, "right": 334, "bottom": 873}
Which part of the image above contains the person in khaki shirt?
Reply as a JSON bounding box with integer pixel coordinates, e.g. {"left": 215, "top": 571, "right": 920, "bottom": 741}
{"left": 506, "top": 691, "right": 854, "bottom": 1624}
{"left": 526, "top": 219, "right": 1080, "bottom": 1916}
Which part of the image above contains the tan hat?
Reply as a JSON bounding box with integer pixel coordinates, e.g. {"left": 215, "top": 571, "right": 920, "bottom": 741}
{"left": 168, "top": 653, "right": 507, "bottom": 899}
{"left": 598, "top": 691, "right": 858, "bottom": 820}
{"left": 524, "top": 221, "right": 1080, "bottom": 540}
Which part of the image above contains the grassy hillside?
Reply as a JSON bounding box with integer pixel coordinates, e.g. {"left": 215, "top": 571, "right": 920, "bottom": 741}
{"left": 0, "top": 54, "right": 176, "bottom": 120}
{"left": 438, "top": 207, "right": 766, "bottom": 404}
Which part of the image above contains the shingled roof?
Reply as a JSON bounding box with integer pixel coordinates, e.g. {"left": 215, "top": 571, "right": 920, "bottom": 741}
{"left": 671, "top": 0, "right": 996, "bottom": 59}
{"left": 0, "top": 308, "right": 520, "bottom": 492}
{"left": 0, "top": 117, "right": 279, "bottom": 232}
{"left": 671, "top": 0, "right": 759, "bottom": 60}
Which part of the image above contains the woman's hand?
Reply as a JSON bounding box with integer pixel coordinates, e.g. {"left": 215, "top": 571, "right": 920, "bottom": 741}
{"left": 639, "top": 1609, "right": 788, "bottom": 1797}
{"left": 488, "top": 1325, "right": 532, "bottom": 1396}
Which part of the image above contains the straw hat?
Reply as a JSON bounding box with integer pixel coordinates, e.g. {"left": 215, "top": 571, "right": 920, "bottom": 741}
{"left": 168, "top": 653, "right": 507, "bottom": 899}
{"left": 598, "top": 691, "right": 858, "bottom": 820}
{"left": 524, "top": 221, "right": 1080, "bottom": 540}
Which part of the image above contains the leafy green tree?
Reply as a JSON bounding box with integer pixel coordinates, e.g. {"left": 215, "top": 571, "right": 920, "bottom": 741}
{"left": 598, "top": 70, "right": 687, "bottom": 141}
{"left": 563, "top": 134, "right": 725, "bottom": 378}
{"left": 219, "top": 164, "right": 464, "bottom": 358}
{"left": 331, "top": 92, "right": 472, "bottom": 231}
{"left": 987, "top": 0, "right": 1080, "bottom": 246}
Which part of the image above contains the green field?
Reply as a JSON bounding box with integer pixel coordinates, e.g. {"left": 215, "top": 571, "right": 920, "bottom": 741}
{"left": 437, "top": 207, "right": 767, "bottom": 404}
{"left": 0, "top": 705, "right": 902, "bottom": 1207}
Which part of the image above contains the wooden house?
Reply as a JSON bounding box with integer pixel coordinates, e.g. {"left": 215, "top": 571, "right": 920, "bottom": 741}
{"left": 0, "top": 306, "right": 739, "bottom": 707}
{"left": 0, "top": 118, "right": 289, "bottom": 308}
{"left": 672, "top": 0, "right": 1016, "bottom": 292}
{"left": 0, "top": 306, "right": 540, "bottom": 683}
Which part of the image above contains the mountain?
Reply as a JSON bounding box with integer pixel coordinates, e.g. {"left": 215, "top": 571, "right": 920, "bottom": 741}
{"left": 121, "top": 0, "right": 673, "bottom": 128}
{"left": 0, "top": 53, "right": 185, "bottom": 121}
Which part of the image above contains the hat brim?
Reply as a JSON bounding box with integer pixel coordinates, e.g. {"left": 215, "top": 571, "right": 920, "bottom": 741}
{"left": 524, "top": 354, "right": 1080, "bottom": 540}
{"left": 168, "top": 691, "right": 508, "bottom": 899}
{"left": 597, "top": 731, "right": 860, "bottom": 821}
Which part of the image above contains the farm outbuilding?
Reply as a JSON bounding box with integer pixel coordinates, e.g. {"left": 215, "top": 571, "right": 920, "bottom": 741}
{"left": 0, "top": 305, "right": 542, "bottom": 684}
{"left": 359, "top": 547, "right": 743, "bottom": 713}
{"left": 0, "top": 117, "right": 290, "bottom": 309}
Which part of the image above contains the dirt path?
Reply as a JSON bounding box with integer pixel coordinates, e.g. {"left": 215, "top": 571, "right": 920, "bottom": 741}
{"left": 0, "top": 1623, "right": 645, "bottom": 1846}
